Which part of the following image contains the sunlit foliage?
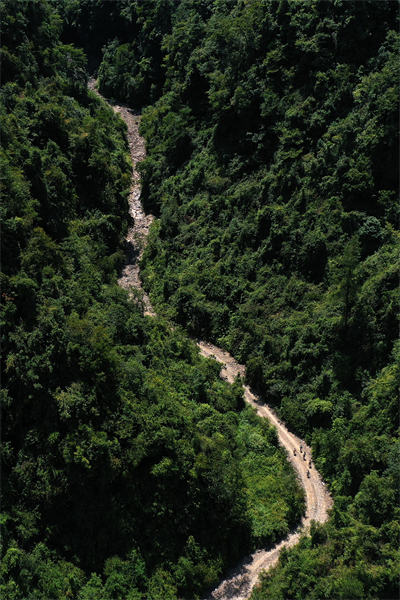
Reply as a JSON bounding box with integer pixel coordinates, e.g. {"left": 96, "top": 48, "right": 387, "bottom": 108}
{"left": 1, "top": 1, "right": 304, "bottom": 598}
{"left": 93, "top": 1, "right": 399, "bottom": 597}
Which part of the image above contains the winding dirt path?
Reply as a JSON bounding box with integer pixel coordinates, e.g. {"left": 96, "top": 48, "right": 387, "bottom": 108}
{"left": 198, "top": 342, "right": 332, "bottom": 599}
{"left": 88, "top": 79, "right": 332, "bottom": 600}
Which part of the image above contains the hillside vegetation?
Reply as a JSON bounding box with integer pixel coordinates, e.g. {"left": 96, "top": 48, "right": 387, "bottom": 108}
{"left": 0, "top": 1, "right": 303, "bottom": 599}
{"left": 89, "top": 1, "right": 400, "bottom": 598}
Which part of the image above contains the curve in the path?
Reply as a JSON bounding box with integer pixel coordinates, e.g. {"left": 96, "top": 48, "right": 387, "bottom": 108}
{"left": 198, "top": 342, "right": 332, "bottom": 600}
{"left": 88, "top": 79, "right": 333, "bottom": 600}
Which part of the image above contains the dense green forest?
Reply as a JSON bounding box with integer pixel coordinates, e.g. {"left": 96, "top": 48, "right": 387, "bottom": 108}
{"left": 0, "top": 1, "right": 304, "bottom": 599}
{"left": 56, "top": 0, "right": 399, "bottom": 598}
{"left": 1, "top": 0, "right": 399, "bottom": 599}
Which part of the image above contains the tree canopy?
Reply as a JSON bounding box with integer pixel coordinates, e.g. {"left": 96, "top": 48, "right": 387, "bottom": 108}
{"left": 1, "top": 1, "right": 306, "bottom": 598}
{"left": 82, "top": 0, "right": 399, "bottom": 598}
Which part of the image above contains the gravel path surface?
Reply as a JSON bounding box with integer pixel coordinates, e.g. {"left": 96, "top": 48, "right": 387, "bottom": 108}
{"left": 88, "top": 79, "right": 154, "bottom": 316}
{"left": 198, "top": 342, "right": 332, "bottom": 600}
{"left": 88, "top": 78, "right": 332, "bottom": 600}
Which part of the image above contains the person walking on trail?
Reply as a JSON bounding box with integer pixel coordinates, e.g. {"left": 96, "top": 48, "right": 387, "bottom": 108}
{"left": 293, "top": 448, "right": 296, "bottom": 456}
{"left": 307, "top": 470, "right": 310, "bottom": 478}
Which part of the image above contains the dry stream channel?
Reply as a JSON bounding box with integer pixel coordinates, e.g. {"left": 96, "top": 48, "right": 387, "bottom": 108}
{"left": 88, "top": 79, "right": 333, "bottom": 600}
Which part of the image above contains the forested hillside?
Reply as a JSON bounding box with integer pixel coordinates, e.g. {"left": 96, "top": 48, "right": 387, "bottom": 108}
{"left": 0, "top": 1, "right": 304, "bottom": 599}
{"left": 2, "top": 1, "right": 399, "bottom": 599}
{"left": 79, "top": 0, "right": 399, "bottom": 598}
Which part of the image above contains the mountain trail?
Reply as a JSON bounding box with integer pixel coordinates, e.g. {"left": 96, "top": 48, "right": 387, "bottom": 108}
{"left": 198, "top": 342, "right": 332, "bottom": 599}
{"left": 88, "top": 78, "right": 333, "bottom": 600}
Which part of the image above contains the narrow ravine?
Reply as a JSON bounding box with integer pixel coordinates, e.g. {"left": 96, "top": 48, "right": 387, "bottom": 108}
{"left": 88, "top": 79, "right": 333, "bottom": 600}
{"left": 88, "top": 78, "right": 154, "bottom": 316}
